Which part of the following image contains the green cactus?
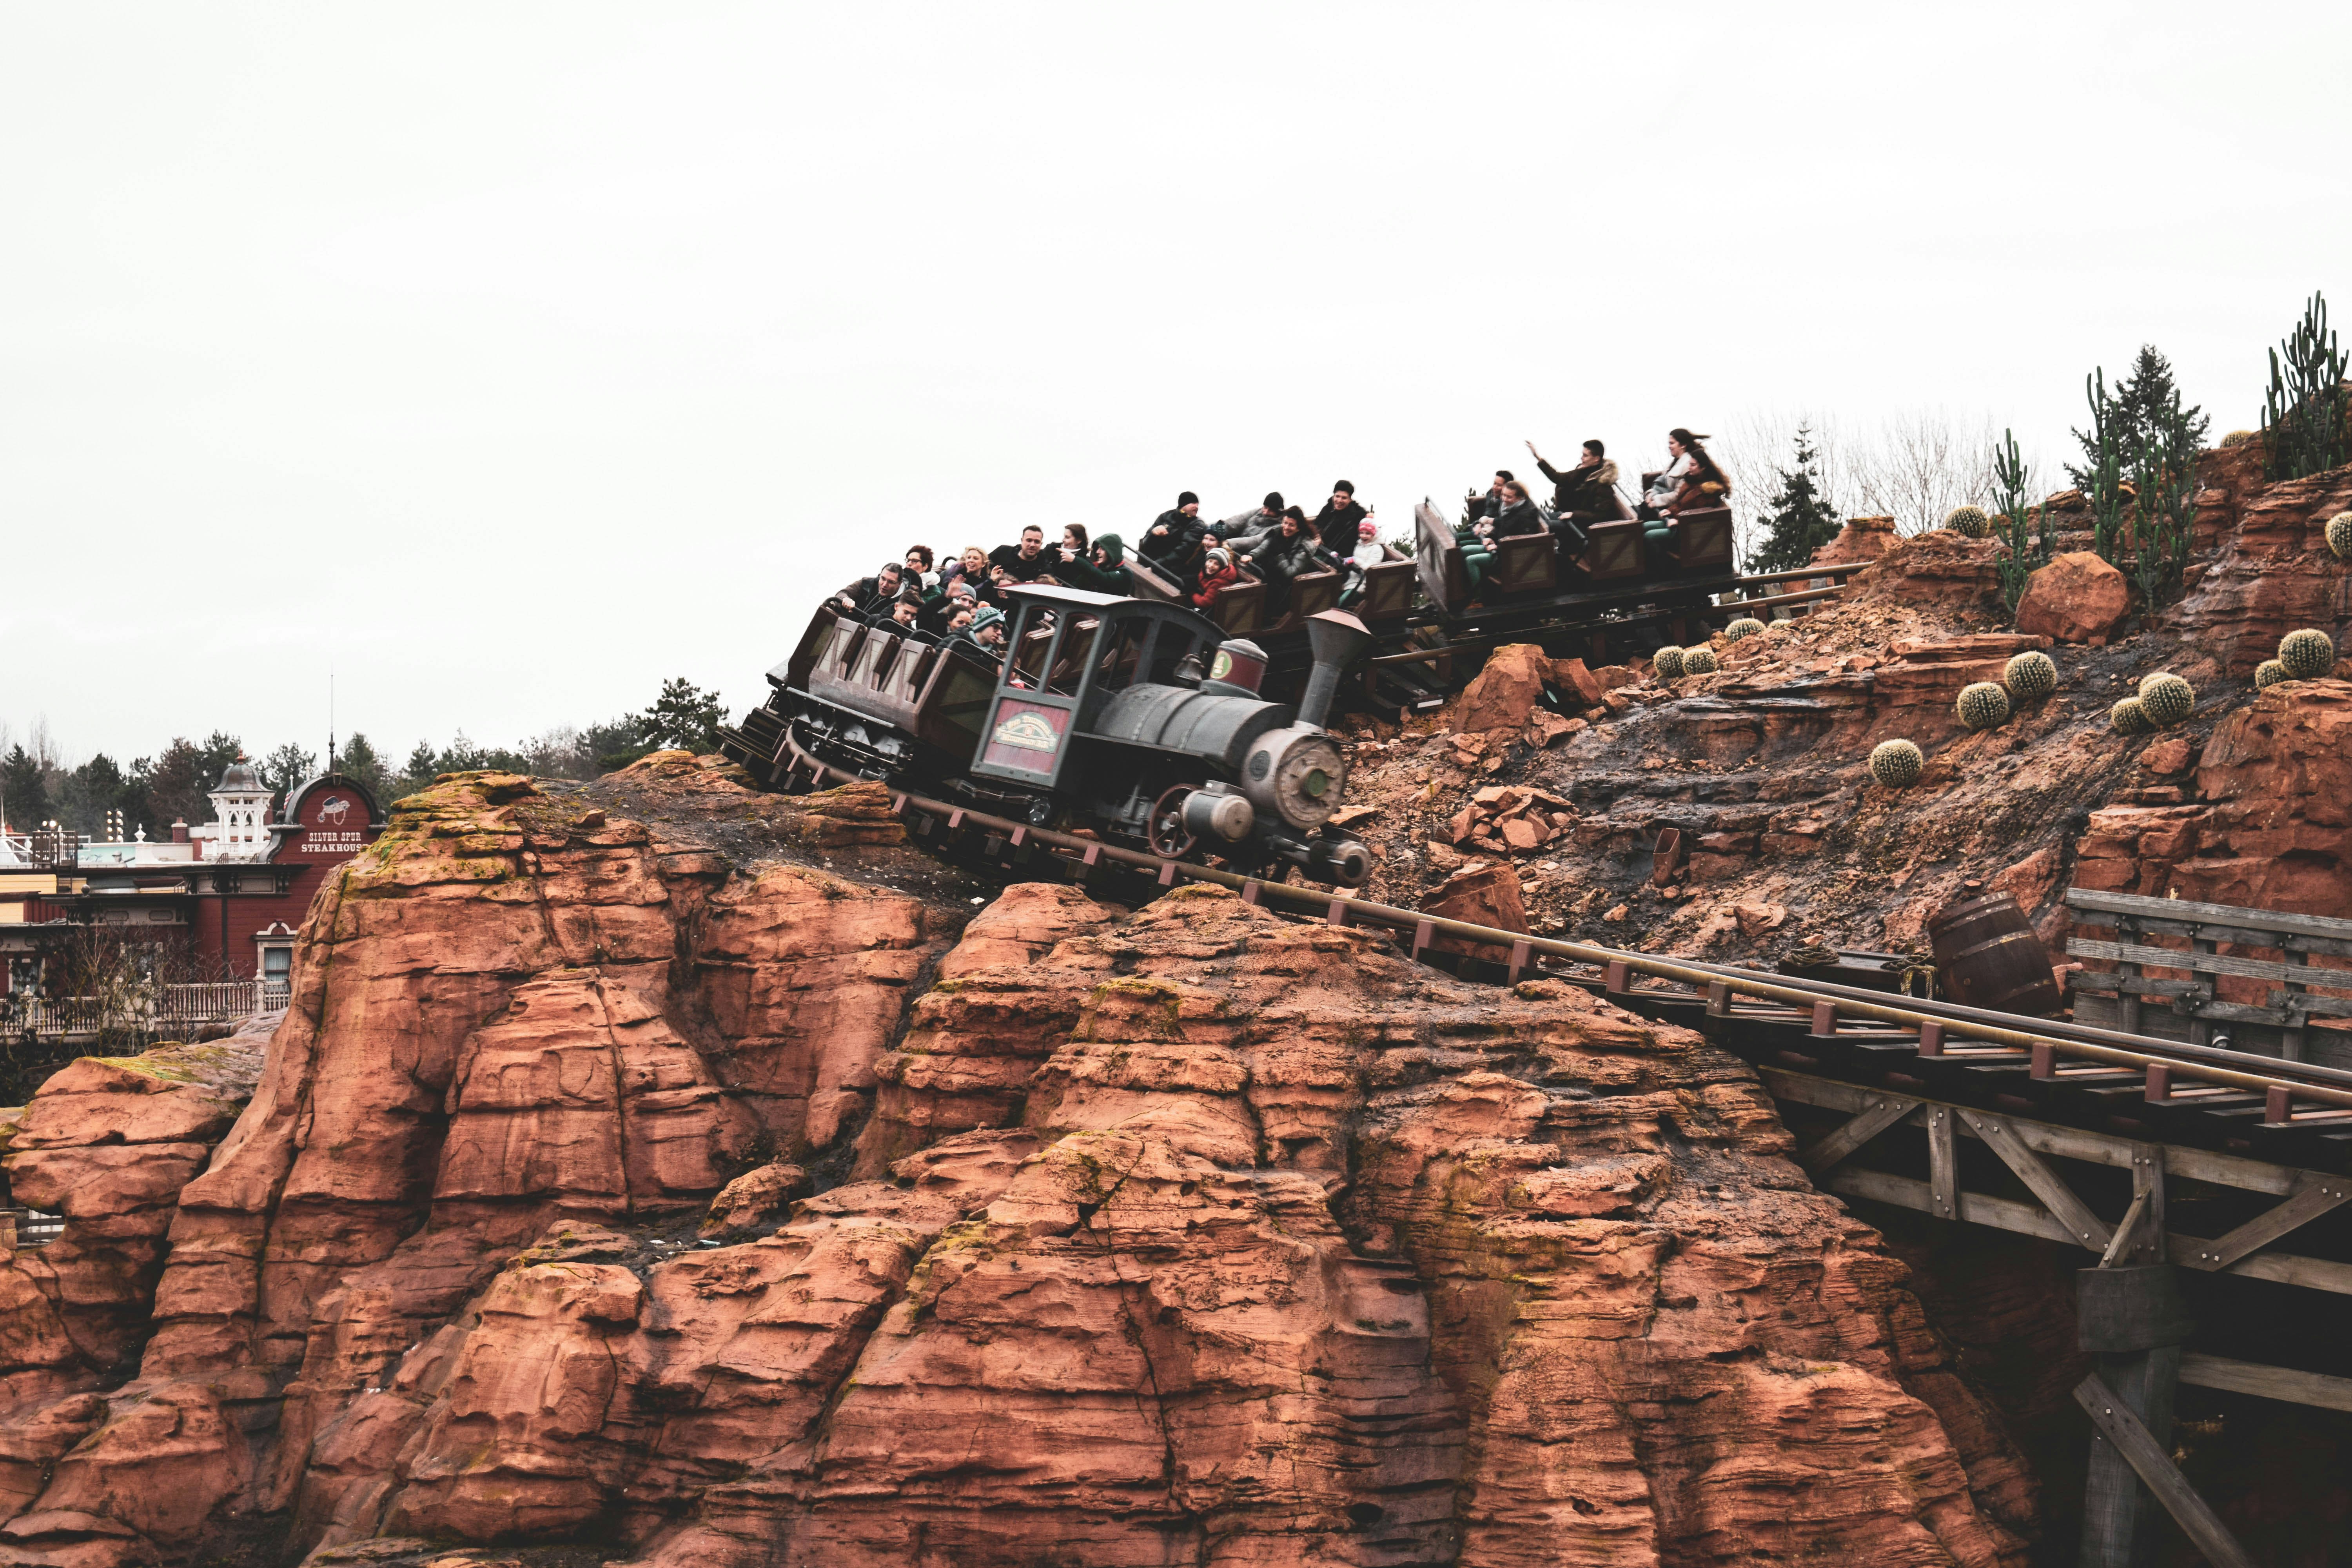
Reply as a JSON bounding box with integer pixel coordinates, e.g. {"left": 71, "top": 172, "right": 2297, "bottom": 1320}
{"left": 2327, "top": 509, "right": 2352, "bottom": 561}
{"left": 2003, "top": 650, "right": 2058, "bottom": 702}
{"left": 1653, "top": 646, "right": 1685, "bottom": 679}
{"left": 1944, "top": 504, "right": 1991, "bottom": 538}
{"left": 1682, "top": 645, "right": 1719, "bottom": 675}
{"left": 2110, "top": 697, "right": 2154, "bottom": 735}
{"left": 2137, "top": 672, "right": 2195, "bottom": 726}
{"left": 2279, "top": 628, "right": 2336, "bottom": 679}
{"left": 2220, "top": 429, "right": 2258, "bottom": 448}
{"left": 1869, "top": 739, "right": 1924, "bottom": 789}
{"left": 2256, "top": 659, "right": 2291, "bottom": 690}
{"left": 1956, "top": 681, "right": 2010, "bottom": 730}
{"left": 1723, "top": 617, "right": 1766, "bottom": 642}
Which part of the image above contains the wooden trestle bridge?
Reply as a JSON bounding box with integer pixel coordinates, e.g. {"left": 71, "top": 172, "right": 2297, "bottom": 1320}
{"left": 769, "top": 748, "right": 2350, "bottom": 1566}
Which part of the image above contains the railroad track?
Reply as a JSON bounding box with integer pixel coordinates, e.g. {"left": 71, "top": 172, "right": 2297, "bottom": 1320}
{"left": 774, "top": 741, "right": 2352, "bottom": 1175}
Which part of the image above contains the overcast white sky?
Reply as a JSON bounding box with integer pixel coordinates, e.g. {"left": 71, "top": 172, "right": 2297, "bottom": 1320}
{"left": 4, "top": 2, "right": 2348, "bottom": 764}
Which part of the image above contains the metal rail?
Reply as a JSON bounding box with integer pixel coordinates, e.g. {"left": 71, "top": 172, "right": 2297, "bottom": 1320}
{"left": 776, "top": 739, "right": 2352, "bottom": 1121}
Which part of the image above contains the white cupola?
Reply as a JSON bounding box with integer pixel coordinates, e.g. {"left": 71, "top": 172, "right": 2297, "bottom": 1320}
{"left": 191, "top": 755, "right": 276, "bottom": 861}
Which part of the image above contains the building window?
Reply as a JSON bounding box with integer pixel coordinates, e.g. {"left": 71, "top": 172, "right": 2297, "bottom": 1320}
{"left": 260, "top": 946, "right": 292, "bottom": 988}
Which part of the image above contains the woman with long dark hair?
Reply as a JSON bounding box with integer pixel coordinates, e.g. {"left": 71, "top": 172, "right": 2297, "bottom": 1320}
{"left": 1641, "top": 428, "right": 1732, "bottom": 563}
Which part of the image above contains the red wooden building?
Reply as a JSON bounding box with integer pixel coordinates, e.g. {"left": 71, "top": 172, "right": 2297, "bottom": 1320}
{"left": 1, "top": 761, "right": 387, "bottom": 992}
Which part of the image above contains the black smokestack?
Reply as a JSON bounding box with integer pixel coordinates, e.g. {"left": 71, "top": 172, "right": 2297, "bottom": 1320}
{"left": 1298, "top": 610, "right": 1374, "bottom": 731}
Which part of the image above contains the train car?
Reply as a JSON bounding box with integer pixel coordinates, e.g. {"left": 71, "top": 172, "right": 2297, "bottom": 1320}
{"left": 1113, "top": 485, "right": 1772, "bottom": 713}
{"left": 720, "top": 585, "right": 1376, "bottom": 886}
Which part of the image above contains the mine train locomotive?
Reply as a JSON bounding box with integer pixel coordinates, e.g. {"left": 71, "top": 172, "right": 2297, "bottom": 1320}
{"left": 718, "top": 584, "right": 1377, "bottom": 886}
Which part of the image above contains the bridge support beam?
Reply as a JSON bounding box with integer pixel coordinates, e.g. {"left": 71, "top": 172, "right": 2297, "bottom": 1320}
{"left": 2077, "top": 1265, "right": 2202, "bottom": 1567}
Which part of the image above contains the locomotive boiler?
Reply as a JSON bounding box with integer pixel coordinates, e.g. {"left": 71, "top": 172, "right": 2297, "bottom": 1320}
{"left": 718, "top": 584, "right": 1376, "bottom": 886}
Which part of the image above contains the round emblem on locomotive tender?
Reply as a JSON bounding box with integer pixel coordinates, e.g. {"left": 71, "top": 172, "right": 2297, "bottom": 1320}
{"left": 1210, "top": 649, "right": 1233, "bottom": 681}
{"left": 1248, "top": 750, "right": 1271, "bottom": 780}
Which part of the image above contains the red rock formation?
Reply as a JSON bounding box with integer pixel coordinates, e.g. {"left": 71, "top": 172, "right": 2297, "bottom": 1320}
{"left": 806, "top": 887, "right": 2032, "bottom": 1565}
{"left": 0, "top": 771, "right": 961, "bottom": 1568}
{"left": 2014, "top": 552, "right": 2131, "bottom": 644}
{"left": 0, "top": 1025, "right": 268, "bottom": 1416}
{"left": 2170, "top": 460, "right": 2352, "bottom": 674}
{"left": 1846, "top": 530, "right": 2007, "bottom": 615}
{"left": 2075, "top": 679, "right": 2352, "bottom": 915}
{"left": 1811, "top": 514, "right": 1899, "bottom": 568}
{"left": 1422, "top": 861, "right": 1531, "bottom": 956}
{"left": 1550, "top": 655, "right": 1606, "bottom": 710}
{"left": 1450, "top": 642, "right": 1561, "bottom": 733}
{"left": 0, "top": 773, "right": 2040, "bottom": 1565}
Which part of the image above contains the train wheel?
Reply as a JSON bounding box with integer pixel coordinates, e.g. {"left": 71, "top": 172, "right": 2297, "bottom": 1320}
{"left": 1146, "top": 785, "right": 1198, "bottom": 860}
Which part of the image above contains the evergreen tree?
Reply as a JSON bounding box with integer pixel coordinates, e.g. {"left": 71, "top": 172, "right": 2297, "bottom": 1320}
{"left": 2067, "top": 344, "right": 2209, "bottom": 489}
{"left": 126, "top": 732, "right": 241, "bottom": 834}
{"left": 583, "top": 715, "right": 654, "bottom": 775}
{"left": 55, "top": 754, "right": 136, "bottom": 837}
{"left": 396, "top": 740, "right": 441, "bottom": 798}
{"left": 2, "top": 744, "right": 50, "bottom": 829}
{"left": 1745, "top": 425, "right": 1844, "bottom": 574}
{"left": 338, "top": 732, "right": 392, "bottom": 805}
{"left": 640, "top": 678, "right": 728, "bottom": 755}
{"left": 260, "top": 742, "right": 317, "bottom": 796}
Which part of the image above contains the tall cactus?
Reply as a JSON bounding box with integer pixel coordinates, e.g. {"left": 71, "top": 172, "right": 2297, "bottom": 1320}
{"left": 2262, "top": 292, "right": 2350, "bottom": 482}
{"left": 1992, "top": 426, "right": 2052, "bottom": 613}
{"left": 2083, "top": 370, "right": 2128, "bottom": 570}
{"left": 2130, "top": 384, "right": 2201, "bottom": 610}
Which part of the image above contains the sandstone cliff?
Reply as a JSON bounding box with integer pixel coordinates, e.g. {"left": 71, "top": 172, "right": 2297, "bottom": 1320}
{"left": 0, "top": 765, "right": 2040, "bottom": 1566}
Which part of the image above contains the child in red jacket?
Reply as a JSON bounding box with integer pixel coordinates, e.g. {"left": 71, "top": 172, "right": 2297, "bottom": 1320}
{"left": 1191, "top": 547, "right": 1240, "bottom": 610}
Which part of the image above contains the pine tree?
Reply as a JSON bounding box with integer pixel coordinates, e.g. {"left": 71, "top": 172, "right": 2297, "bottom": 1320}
{"left": 1745, "top": 426, "right": 1844, "bottom": 574}
{"left": 260, "top": 742, "right": 317, "bottom": 795}
{"left": 641, "top": 678, "right": 728, "bottom": 755}
{"left": 338, "top": 733, "right": 392, "bottom": 804}
{"left": 2, "top": 744, "right": 49, "bottom": 829}
{"left": 2067, "top": 344, "right": 2209, "bottom": 489}
{"left": 399, "top": 741, "right": 440, "bottom": 796}
{"left": 55, "top": 754, "right": 135, "bottom": 837}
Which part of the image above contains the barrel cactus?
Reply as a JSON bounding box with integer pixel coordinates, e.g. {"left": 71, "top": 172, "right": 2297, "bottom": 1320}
{"left": 1955, "top": 681, "right": 2010, "bottom": 731}
{"left": 2327, "top": 509, "right": 2352, "bottom": 561}
{"left": 2110, "top": 697, "right": 2154, "bottom": 735}
{"left": 2137, "top": 672, "right": 2195, "bottom": 726}
{"left": 2220, "top": 429, "right": 2258, "bottom": 448}
{"left": 1944, "top": 504, "right": 1990, "bottom": 538}
{"left": 1869, "top": 738, "right": 1924, "bottom": 789}
{"left": 2279, "top": 627, "right": 2337, "bottom": 679}
{"left": 1723, "top": 617, "right": 1766, "bottom": 643}
{"left": 1653, "top": 646, "right": 1685, "bottom": 679}
{"left": 2256, "top": 659, "right": 2291, "bottom": 690}
{"left": 1682, "top": 645, "right": 1719, "bottom": 675}
{"left": 2003, "top": 649, "right": 2058, "bottom": 702}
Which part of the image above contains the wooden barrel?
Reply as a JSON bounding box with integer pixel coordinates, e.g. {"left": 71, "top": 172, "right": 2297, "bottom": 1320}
{"left": 1928, "top": 892, "right": 2062, "bottom": 1016}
